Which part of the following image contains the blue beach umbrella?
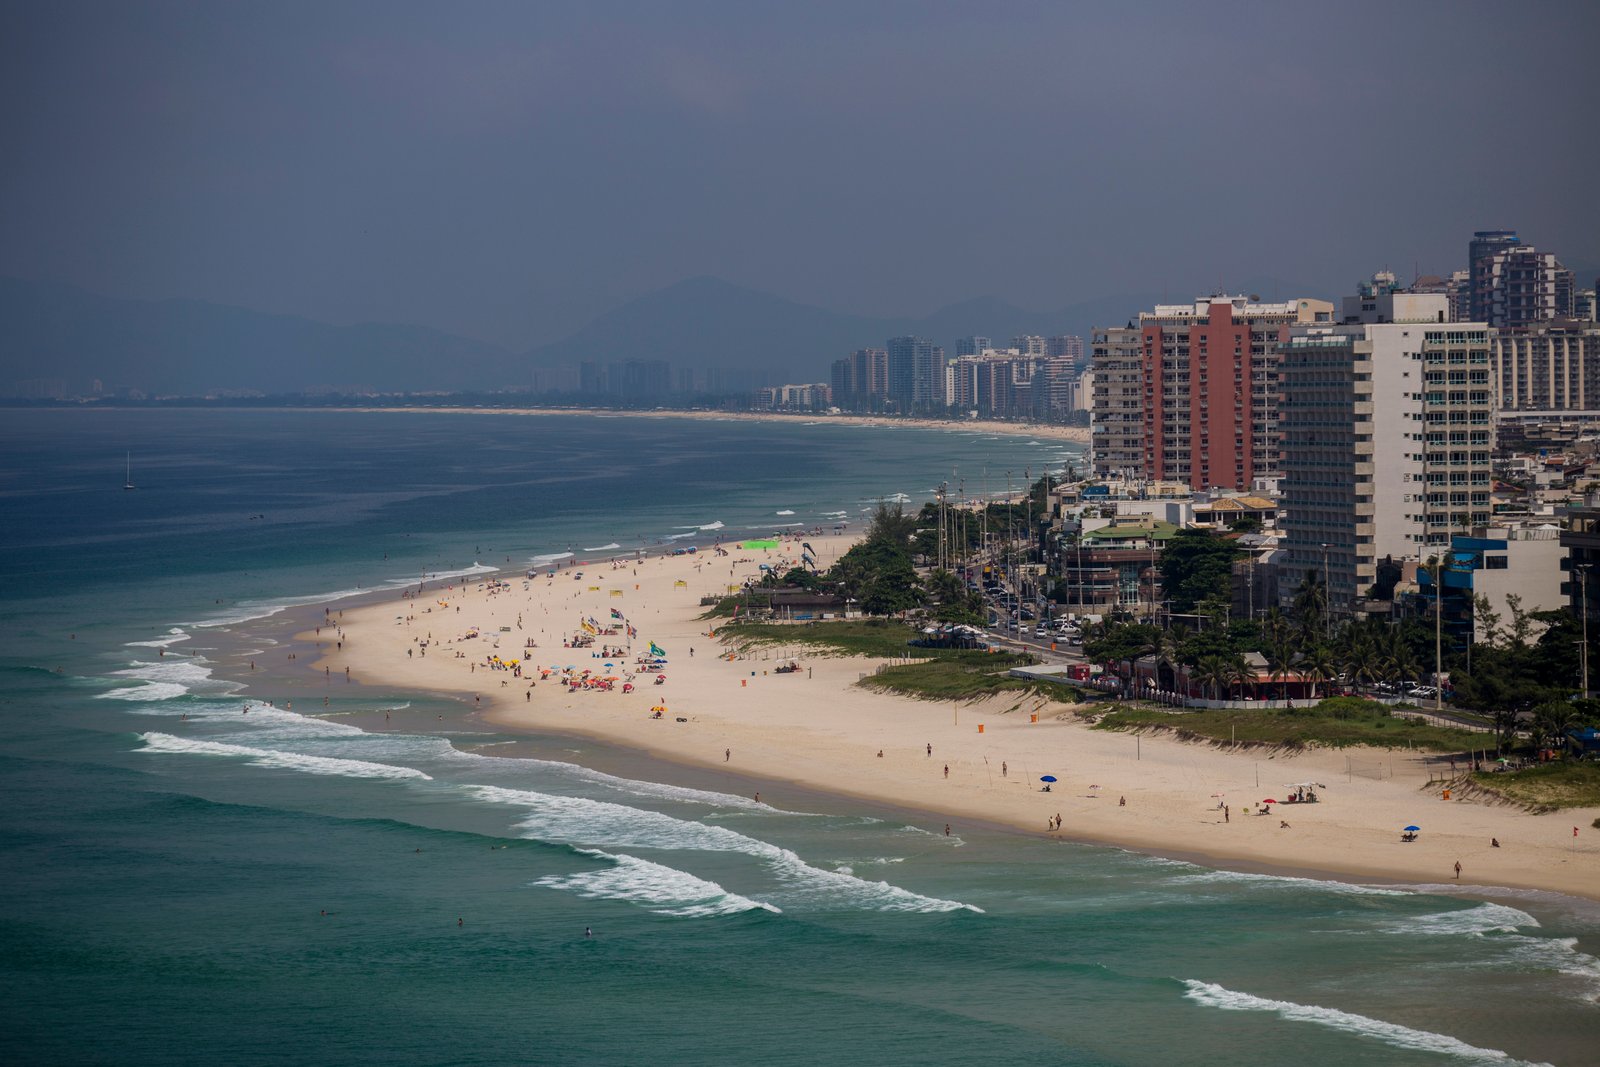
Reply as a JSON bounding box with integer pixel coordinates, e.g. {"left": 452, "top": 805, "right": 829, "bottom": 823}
{"left": 1403, "top": 825, "right": 1421, "bottom": 832}
{"left": 1040, "top": 775, "right": 1058, "bottom": 783}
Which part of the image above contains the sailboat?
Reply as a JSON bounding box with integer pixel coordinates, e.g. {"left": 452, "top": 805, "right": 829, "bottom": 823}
{"left": 124, "top": 451, "right": 136, "bottom": 491}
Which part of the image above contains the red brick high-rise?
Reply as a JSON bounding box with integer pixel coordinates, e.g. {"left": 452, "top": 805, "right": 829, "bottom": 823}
{"left": 1093, "top": 295, "right": 1333, "bottom": 491}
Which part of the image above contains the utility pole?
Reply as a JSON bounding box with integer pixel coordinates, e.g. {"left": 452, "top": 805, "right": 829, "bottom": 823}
{"left": 1320, "top": 542, "right": 1332, "bottom": 635}
{"left": 1577, "top": 563, "right": 1591, "bottom": 698}
{"left": 1430, "top": 556, "right": 1443, "bottom": 714}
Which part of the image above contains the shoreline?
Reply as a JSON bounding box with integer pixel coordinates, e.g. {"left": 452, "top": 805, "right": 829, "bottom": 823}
{"left": 309, "top": 406, "right": 1093, "bottom": 446}
{"left": 285, "top": 529, "right": 1600, "bottom": 903}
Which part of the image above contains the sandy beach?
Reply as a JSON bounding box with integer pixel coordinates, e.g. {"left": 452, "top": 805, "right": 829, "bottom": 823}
{"left": 327, "top": 406, "right": 1093, "bottom": 446}
{"left": 306, "top": 531, "right": 1600, "bottom": 901}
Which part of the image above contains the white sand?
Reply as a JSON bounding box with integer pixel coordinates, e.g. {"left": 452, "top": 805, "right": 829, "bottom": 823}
{"left": 326, "top": 406, "right": 1092, "bottom": 446}
{"left": 308, "top": 531, "right": 1600, "bottom": 900}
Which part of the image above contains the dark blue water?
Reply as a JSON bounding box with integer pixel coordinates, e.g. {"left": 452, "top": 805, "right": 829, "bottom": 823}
{"left": 2, "top": 409, "right": 1596, "bottom": 1066}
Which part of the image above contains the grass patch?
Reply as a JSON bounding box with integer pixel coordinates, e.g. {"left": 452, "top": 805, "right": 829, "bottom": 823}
{"left": 1087, "top": 700, "right": 1487, "bottom": 752}
{"left": 1469, "top": 762, "right": 1600, "bottom": 811}
{"left": 718, "top": 619, "right": 1073, "bottom": 704}
{"left": 862, "top": 653, "right": 1076, "bottom": 703}
{"left": 718, "top": 619, "right": 951, "bottom": 659}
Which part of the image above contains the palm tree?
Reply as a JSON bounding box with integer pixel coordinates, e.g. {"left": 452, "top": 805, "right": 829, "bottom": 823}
{"left": 1291, "top": 570, "right": 1327, "bottom": 646}
{"left": 1267, "top": 639, "right": 1298, "bottom": 701}
{"left": 1300, "top": 644, "right": 1336, "bottom": 701}
{"left": 1195, "top": 655, "right": 1231, "bottom": 702}
{"left": 1225, "top": 653, "right": 1255, "bottom": 702}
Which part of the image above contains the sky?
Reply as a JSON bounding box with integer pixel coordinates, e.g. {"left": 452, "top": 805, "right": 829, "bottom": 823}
{"left": 3, "top": 0, "right": 1597, "bottom": 350}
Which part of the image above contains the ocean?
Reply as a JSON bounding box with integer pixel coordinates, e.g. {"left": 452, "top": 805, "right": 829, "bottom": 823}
{"left": 2, "top": 407, "right": 1596, "bottom": 1066}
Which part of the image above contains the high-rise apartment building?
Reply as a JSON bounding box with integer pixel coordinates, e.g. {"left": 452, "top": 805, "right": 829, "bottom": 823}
{"left": 830, "top": 348, "right": 889, "bottom": 409}
{"left": 1030, "top": 357, "right": 1079, "bottom": 419}
{"left": 955, "top": 336, "right": 992, "bottom": 358}
{"left": 1490, "top": 322, "right": 1600, "bottom": 411}
{"left": 886, "top": 336, "right": 944, "bottom": 412}
{"left": 1469, "top": 232, "right": 1576, "bottom": 328}
{"left": 1011, "top": 335, "right": 1047, "bottom": 357}
{"left": 1280, "top": 289, "right": 1493, "bottom": 614}
{"left": 1090, "top": 295, "right": 1333, "bottom": 490}
{"left": 1089, "top": 327, "right": 1144, "bottom": 478}
{"left": 1048, "top": 335, "right": 1085, "bottom": 364}
{"left": 1469, "top": 229, "right": 1521, "bottom": 322}
{"left": 1577, "top": 286, "right": 1597, "bottom": 323}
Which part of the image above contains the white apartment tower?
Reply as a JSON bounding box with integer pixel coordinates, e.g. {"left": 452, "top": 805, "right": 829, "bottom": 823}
{"left": 1281, "top": 288, "right": 1494, "bottom": 614}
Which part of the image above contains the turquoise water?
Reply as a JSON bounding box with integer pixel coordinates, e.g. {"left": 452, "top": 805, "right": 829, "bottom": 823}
{"left": 2, "top": 409, "right": 1597, "bottom": 1066}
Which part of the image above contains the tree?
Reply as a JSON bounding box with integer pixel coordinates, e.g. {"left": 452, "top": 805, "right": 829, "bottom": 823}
{"left": 1300, "top": 644, "right": 1335, "bottom": 700}
{"left": 1194, "top": 655, "right": 1231, "bottom": 701}
{"left": 867, "top": 501, "right": 919, "bottom": 548}
{"left": 826, "top": 518, "right": 923, "bottom": 616}
{"left": 1290, "top": 570, "right": 1328, "bottom": 647}
{"left": 1157, "top": 529, "right": 1242, "bottom": 615}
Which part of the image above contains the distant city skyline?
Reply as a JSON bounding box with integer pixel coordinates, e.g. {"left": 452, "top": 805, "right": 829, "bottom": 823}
{"left": 2, "top": 2, "right": 1596, "bottom": 350}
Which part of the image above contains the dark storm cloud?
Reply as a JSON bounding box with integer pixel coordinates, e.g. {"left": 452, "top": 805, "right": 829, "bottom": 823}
{"left": 2, "top": 0, "right": 1595, "bottom": 347}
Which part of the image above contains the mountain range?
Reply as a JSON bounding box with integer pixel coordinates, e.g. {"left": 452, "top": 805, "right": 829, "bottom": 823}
{"left": 5, "top": 264, "right": 1593, "bottom": 398}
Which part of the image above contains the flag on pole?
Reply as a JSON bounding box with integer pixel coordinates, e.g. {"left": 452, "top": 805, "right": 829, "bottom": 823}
{"left": 610, "top": 608, "right": 624, "bottom": 620}
{"left": 649, "top": 641, "right": 666, "bottom": 657}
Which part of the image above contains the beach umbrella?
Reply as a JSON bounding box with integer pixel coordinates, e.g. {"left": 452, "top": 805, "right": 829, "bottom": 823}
{"left": 1261, "top": 798, "right": 1277, "bottom": 804}
{"left": 1040, "top": 775, "right": 1058, "bottom": 783}
{"left": 1403, "top": 825, "right": 1421, "bottom": 832}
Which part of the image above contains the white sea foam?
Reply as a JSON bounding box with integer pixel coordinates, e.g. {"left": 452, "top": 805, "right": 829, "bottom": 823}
{"left": 97, "top": 658, "right": 242, "bottom": 702}
{"left": 188, "top": 587, "right": 374, "bottom": 627}
{"left": 126, "top": 628, "right": 191, "bottom": 649}
{"left": 529, "top": 552, "right": 575, "bottom": 566}
{"left": 583, "top": 543, "right": 622, "bottom": 552}
{"left": 775, "top": 510, "right": 795, "bottom": 516}
{"left": 188, "top": 565, "right": 499, "bottom": 626}
{"left": 137, "top": 732, "right": 431, "bottom": 780}
{"left": 98, "top": 681, "right": 192, "bottom": 702}
{"left": 1381, "top": 902, "right": 1539, "bottom": 937}
{"left": 1181, "top": 980, "right": 1546, "bottom": 1064}
{"left": 698, "top": 520, "right": 725, "bottom": 530}
{"left": 389, "top": 563, "right": 499, "bottom": 586}
{"left": 468, "top": 785, "right": 979, "bottom": 913}
{"left": 1167, "top": 868, "right": 1409, "bottom": 897}
{"left": 534, "top": 849, "right": 781, "bottom": 917}
{"left": 1501, "top": 935, "right": 1600, "bottom": 993}
{"left": 554, "top": 766, "right": 781, "bottom": 811}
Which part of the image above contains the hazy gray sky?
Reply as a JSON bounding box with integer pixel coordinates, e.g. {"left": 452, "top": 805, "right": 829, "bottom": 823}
{"left": 3, "top": 0, "right": 1596, "bottom": 348}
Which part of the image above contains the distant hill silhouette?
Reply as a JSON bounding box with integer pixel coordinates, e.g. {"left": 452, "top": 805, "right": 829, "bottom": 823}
{"left": 9, "top": 269, "right": 1492, "bottom": 398}
{"left": 523, "top": 276, "right": 1183, "bottom": 378}
{"left": 0, "top": 277, "right": 520, "bottom": 396}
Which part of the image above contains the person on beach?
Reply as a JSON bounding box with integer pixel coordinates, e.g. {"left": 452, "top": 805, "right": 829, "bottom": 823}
{"left": 1454, "top": 860, "right": 1462, "bottom": 879}
{"left": 725, "top": 748, "right": 730, "bottom": 762}
{"left": 944, "top": 824, "right": 951, "bottom": 836}
{"left": 1001, "top": 761, "right": 1007, "bottom": 777}
{"left": 926, "top": 743, "right": 932, "bottom": 757}
{"left": 943, "top": 764, "right": 949, "bottom": 778}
